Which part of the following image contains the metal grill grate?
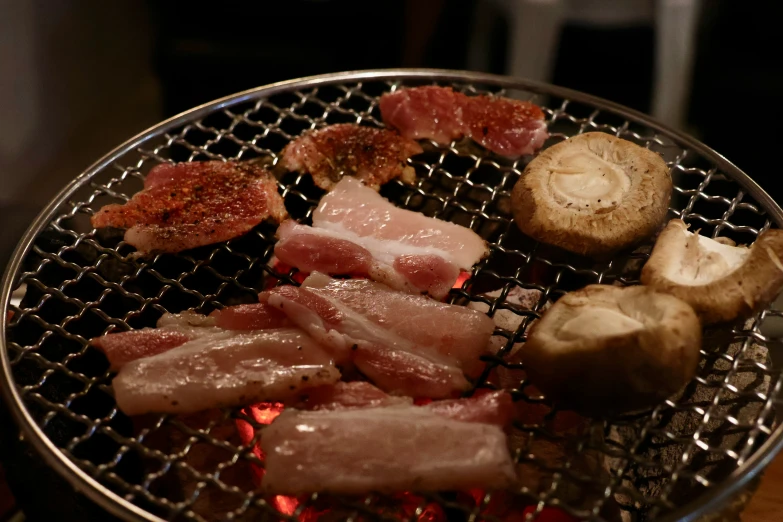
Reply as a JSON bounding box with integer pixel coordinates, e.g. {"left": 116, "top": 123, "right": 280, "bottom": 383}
{"left": 2, "top": 70, "right": 783, "bottom": 522}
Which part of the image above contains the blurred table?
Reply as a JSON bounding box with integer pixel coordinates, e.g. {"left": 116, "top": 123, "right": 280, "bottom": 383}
{"left": 742, "top": 453, "right": 783, "bottom": 521}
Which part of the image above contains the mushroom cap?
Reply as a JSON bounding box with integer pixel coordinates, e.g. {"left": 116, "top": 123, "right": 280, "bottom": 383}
{"left": 523, "top": 284, "right": 701, "bottom": 416}
{"left": 640, "top": 219, "right": 783, "bottom": 324}
{"left": 511, "top": 132, "right": 672, "bottom": 258}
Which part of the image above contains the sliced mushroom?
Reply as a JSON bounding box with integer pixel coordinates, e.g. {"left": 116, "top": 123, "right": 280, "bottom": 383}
{"left": 640, "top": 219, "right": 783, "bottom": 324}
{"left": 511, "top": 132, "right": 672, "bottom": 257}
{"left": 523, "top": 284, "right": 701, "bottom": 416}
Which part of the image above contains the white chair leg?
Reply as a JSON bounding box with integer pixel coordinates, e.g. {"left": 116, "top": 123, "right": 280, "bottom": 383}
{"left": 652, "top": 0, "right": 702, "bottom": 128}
{"left": 505, "top": 0, "right": 566, "bottom": 82}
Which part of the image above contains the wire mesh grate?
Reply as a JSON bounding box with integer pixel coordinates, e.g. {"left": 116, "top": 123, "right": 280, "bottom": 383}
{"left": 2, "top": 71, "right": 782, "bottom": 522}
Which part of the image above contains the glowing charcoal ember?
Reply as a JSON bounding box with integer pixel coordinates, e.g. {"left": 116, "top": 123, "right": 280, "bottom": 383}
{"left": 273, "top": 495, "right": 300, "bottom": 516}
{"left": 375, "top": 492, "right": 446, "bottom": 522}
{"left": 235, "top": 402, "right": 285, "bottom": 484}
{"left": 458, "top": 490, "right": 579, "bottom": 521}
{"left": 234, "top": 403, "right": 301, "bottom": 514}
{"left": 265, "top": 257, "right": 309, "bottom": 290}
{"left": 452, "top": 270, "right": 471, "bottom": 290}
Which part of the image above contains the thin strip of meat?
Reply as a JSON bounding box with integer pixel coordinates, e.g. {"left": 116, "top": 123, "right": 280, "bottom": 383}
{"left": 274, "top": 220, "right": 460, "bottom": 299}
{"left": 208, "top": 303, "right": 291, "bottom": 330}
{"left": 261, "top": 405, "right": 517, "bottom": 494}
{"left": 294, "top": 381, "right": 413, "bottom": 410}
{"left": 380, "top": 86, "right": 548, "bottom": 158}
{"left": 463, "top": 95, "right": 549, "bottom": 157}
{"left": 259, "top": 272, "right": 494, "bottom": 398}
{"left": 92, "top": 311, "right": 217, "bottom": 371}
{"left": 92, "top": 304, "right": 290, "bottom": 371}
{"left": 314, "top": 177, "right": 487, "bottom": 269}
{"left": 300, "top": 382, "right": 514, "bottom": 427}
{"left": 93, "top": 329, "right": 193, "bottom": 372}
{"left": 379, "top": 85, "right": 466, "bottom": 144}
{"left": 422, "top": 390, "right": 514, "bottom": 427}
{"left": 261, "top": 282, "right": 469, "bottom": 398}
{"left": 302, "top": 273, "right": 494, "bottom": 370}
{"left": 91, "top": 161, "right": 287, "bottom": 254}
{"left": 112, "top": 328, "right": 341, "bottom": 415}
{"left": 274, "top": 177, "right": 487, "bottom": 299}
{"left": 280, "top": 123, "right": 423, "bottom": 191}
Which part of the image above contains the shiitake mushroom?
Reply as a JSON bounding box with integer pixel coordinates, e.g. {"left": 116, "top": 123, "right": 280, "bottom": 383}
{"left": 523, "top": 284, "right": 701, "bottom": 416}
{"left": 641, "top": 219, "right": 783, "bottom": 324}
{"left": 511, "top": 132, "right": 671, "bottom": 258}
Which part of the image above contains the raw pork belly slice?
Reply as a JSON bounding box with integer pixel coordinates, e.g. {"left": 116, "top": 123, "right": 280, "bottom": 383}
{"left": 91, "top": 304, "right": 287, "bottom": 371}
{"left": 315, "top": 177, "right": 487, "bottom": 268}
{"left": 380, "top": 86, "right": 548, "bottom": 158}
{"left": 280, "top": 124, "right": 423, "bottom": 191}
{"left": 92, "top": 310, "right": 218, "bottom": 371}
{"left": 92, "top": 329, "right": 193, "bottom": 372}
{"left": 422, "top": 390, "right": 514, "bottom": 427}
{"left": 303, "top": 274, "right": 495, "bottom": 369}
{"left": 112, "top": 328, "right": 340, "bottom": 415}
{"left": 208, "top": 303, "right": 291, "bottom": 330}
{"left": 301, "top": 381, "right": 514, "bottom": 427}
{"left": 463, "top": 94, "right": 549, "bottom": 158}
{"left": 274, "top": 220, "right": 460, "bottom": 299}
{"left": 260, "top": 272, "right": 495, "bottom": 398}
{"left": 274, "top": 177, "right": 487, "bottom": 299}
{"left": 379, "top": 85, "right": 466, "bottom": 144}
{"left": 91, "top": 161, "right": 287, "bottom": 254}
{"left": 261, "top": 405, "right": 517, "bottom": 494}
{"left": 296, "top": 381, "right": 413, "bottom": 410}
{"left": 262, "top": 284, "right": 468, "bottom": 398}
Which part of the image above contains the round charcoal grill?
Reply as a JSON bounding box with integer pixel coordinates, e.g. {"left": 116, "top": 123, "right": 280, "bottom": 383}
{"left": 2, "top": 70, "right": 783, "bottom": 522}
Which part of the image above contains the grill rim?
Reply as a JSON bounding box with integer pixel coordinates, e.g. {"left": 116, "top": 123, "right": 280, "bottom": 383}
{"left": 1, "top": 67, "right": 781, "bottom": 522}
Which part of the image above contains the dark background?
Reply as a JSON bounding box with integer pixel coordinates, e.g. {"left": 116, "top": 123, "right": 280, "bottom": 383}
{"left": 148, "top": 0, "right": 781, "bottom": 200}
